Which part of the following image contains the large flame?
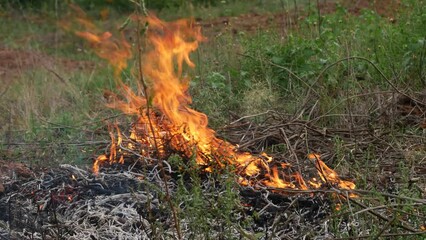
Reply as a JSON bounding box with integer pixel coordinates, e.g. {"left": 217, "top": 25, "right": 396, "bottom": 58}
{"left": 76, "top": 14, "right": 355, "bottom": 193}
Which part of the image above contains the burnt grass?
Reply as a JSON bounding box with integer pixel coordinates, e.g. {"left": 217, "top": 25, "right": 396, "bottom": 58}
{"left": 0, "top": 162, "right": 334, "bottom": 239}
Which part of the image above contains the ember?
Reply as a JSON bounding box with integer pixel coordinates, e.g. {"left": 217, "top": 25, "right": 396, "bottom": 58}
{"left": 74, "top": 14, "right": 356, "bottom": 194}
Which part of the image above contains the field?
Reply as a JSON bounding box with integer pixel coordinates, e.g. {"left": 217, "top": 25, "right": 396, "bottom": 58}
{"left": 0, "top": 0, "right": 425, "bottom": 239}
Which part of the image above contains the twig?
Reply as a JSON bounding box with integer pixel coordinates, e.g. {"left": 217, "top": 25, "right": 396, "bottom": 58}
{"left": 230, "top": 110, "right": 277, "bottom": 125}
{"left": 252, "top": 187, "right": 426, "bottom": 205}
{"left": 234, "top": 224, "right": 257, "bottom": 240}
{"left": 267, "top": 198, "right": 298, "bottom": 240}
{"left": 353, "top": 189, "right": 426, "bottom": 204}
{"left": 305, "top": 90, "right": 395, "bottom": 124}
{"left": 42, "top": 63, "right": 70, "bottom": 86}
{"left": 352, "top": 203, "right": 425, "bottom": 216}
{"left": 334, "top": 231, "right": 426, "bottom": 239}
{"left": 279, "top": 128, "right": 301, "bottom": 173}
{"left": 372, "top": 215, "right": 397, "bottom": 240}
{"left": 52, "top": 204, "right": 63, "bottom": 240}
{"left": 349, "top": 198, "right": 418, "bottom": 233}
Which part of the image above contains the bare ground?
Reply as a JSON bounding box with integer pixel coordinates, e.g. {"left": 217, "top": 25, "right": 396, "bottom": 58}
{"left": 197, "top": 0, "right": 401, "bottom": 36}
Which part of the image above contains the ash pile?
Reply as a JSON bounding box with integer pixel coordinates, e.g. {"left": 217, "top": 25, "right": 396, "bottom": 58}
{"left": 0, "top": 163, "right": 337, "bottom": 240}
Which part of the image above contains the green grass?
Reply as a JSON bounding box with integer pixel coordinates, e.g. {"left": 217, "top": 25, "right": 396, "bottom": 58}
{"left": 170, "top": 155, "right": 249, "bottom": 239}
{"left": 234, "top": 3, "right": 426, "bottom": 120}
{"left": 155, "top": 0, "right": 310, "bottom": 20}
{"left": 0, "top": 66, "right": 116, "bottom": 166}
{"left": 188, "top": 1, "right": 426, "bottom": 237}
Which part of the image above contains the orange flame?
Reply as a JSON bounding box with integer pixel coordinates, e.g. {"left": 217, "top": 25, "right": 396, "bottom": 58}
{"left": 308, "top": 154, "right": 356, "bottom": 190}
{"left": 75, "top": 13, "right": 355, "bottom": 194}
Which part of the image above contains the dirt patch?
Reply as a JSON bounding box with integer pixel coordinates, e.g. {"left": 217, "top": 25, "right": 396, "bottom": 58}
{"left": 198, "top": 0, "right": 400, "bottom": 36}
{"left": 0, "top": 160, "right": 33, "bottom": 179}
{"left": 340, "top": 0, "right": 401, "bottom": 17}
{"left": 0, "top": 160, "right": 33, "bottom": 193}
{"left": 396, "top": 91, "right": 426, "bottom": 129}
{"left": 0, "top": 48, "right": 95, "bottom": 82}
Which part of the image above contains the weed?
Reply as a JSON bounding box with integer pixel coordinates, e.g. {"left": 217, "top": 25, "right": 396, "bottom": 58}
{"left": 171, "top": 154, "right": 250, "bottom": 239}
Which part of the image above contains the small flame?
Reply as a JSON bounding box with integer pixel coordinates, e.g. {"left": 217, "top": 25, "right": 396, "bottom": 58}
{"left": 73, "top": 12, "right": 355, "bottom": 195}
{"left": 308, "top": 154, "right": 356, "bottom": 190}
{"left": 264, "top": 166, "right": 296, "bottom": 189}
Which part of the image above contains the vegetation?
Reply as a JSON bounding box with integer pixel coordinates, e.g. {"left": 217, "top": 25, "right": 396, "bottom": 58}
{"left": 0, "top": 0, "right": 425, "bottom": 239}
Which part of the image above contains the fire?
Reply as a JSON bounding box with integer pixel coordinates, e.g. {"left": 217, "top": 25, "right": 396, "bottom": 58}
{"left": 308, "top": 153, "right": 356, "bottom": 190}
{"left": 74, "top": 13, "right": 355, "bottom": 194}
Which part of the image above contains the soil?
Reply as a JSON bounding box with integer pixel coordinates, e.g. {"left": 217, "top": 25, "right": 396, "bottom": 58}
{"left": 340, "top": 0, "right": 401, "bottom": 17}
{"left": 0, "top": 160, "right": 33, "bottom": 194}
{"left": 0, "top": 48, "right": 95, "bottom": 82}
{"left": 197, "top": 0, "right": 401, "bottom": 36}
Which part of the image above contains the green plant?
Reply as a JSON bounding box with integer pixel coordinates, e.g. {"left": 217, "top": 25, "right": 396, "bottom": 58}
{"left": 172, "top": 155, "right": 250, "bottom": 239}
